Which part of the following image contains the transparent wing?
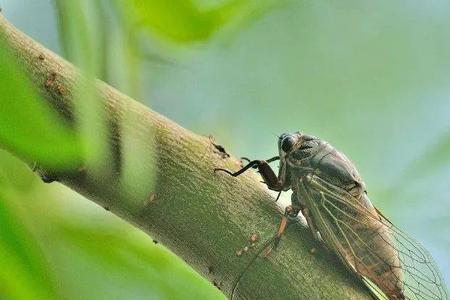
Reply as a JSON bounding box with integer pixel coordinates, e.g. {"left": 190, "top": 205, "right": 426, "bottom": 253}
{"left": 304, "top": 175, "right": 448, "bottom": 300}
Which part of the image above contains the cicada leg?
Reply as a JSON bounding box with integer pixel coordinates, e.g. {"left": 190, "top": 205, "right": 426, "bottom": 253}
{"left": 263, "top": 205, "right": 300, "bottom": 257}
{"left": 289, "top": 191, "right": 319, "bottom": 241}
{"left": 301, "top": 207, "right": 320, "bottom": 241}
{"left": 214, "top": 156, "right": 282, "bottom": 191}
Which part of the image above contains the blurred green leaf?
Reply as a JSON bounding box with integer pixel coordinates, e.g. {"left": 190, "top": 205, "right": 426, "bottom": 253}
{"left": 0, "top": 193, "right": 56, "bottom": 300}
{"left": 45, "top": 216, "right": 225, "bottom": 300}
{"left": 0, "top": 149, "right": 35, "bottom": 191}
{"left": 0, "top": 41, "right": 83, "bottom": 170}
{"left": 122, "top": 0, "right": 260, "bottom": 42}
{"left": 53, "top": 0, "right": 103, "bottom": 75}
{"left": 53, "top": 0, "right": 113, "bottom": 174}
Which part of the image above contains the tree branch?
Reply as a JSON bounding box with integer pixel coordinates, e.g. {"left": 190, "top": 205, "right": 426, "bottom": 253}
{"left": 0, "top": 14, "right": 372, "bottom": 300}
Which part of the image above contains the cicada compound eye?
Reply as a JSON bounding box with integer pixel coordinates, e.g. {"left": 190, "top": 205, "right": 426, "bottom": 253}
{"left": 281, "top": 135, "right": 295, "bottom": 152}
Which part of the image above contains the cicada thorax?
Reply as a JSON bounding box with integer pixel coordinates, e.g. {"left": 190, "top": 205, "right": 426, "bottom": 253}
{"left": 289, "top": 141, "right": 405, "bottom": 300}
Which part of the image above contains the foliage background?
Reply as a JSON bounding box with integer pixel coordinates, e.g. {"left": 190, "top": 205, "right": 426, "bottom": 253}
{"left": 0, "top": 0, "right": 449, "bottom": 299}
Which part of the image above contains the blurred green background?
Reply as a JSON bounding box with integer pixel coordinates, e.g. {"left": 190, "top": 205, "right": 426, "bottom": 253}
{"left": 0, "top": 0, "right": 449, "bottom": 299}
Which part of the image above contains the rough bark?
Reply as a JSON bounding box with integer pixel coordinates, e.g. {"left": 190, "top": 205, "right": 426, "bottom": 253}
{"left": 0, "top": 14, "right": 372, "bottom": 299}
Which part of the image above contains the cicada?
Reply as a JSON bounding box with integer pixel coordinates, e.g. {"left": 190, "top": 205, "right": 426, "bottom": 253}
{"left": 216, "top": 132, "right": 448, "bottom": 300}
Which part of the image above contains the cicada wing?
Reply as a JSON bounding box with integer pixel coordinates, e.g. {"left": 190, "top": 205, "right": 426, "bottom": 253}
{"left": 303, "top": 175, "right": 448, "bottom": 300}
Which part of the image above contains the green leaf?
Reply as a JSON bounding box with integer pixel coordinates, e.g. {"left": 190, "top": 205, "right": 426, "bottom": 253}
{"left": 0, "top": 41, "right": 83, "bottom": 171}
{"left": 47, "top": 219, "right": 225, "bottom": 300}
{"left": 123, "top": 0, "right": 255, "bottom": 42}
{"left": 54, "top": 0, "right": 113, "bottom": 173}
{"left": 0, "top": 193, "right": 56, "bottom": 300}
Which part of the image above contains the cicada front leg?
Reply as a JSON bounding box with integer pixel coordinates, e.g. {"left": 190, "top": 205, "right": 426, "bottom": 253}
{"left": 214, "top": 156, "right": 282, "bottom": 191}
{"left": 215, "top": 155, "right": 294, "bottom": 254}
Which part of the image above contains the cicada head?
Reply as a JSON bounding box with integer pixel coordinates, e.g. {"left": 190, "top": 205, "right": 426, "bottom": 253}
{"left": 278, "top": 132, "right": 302, "bottom": 154}
{"left": 278, "top": 132, "right": 319, "bottom": 161}
{"left": 277, "top": 132, "right": 312, "bottom": 190}
{"left": 277, "top": 132, "right": 321, "bottom": 189}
